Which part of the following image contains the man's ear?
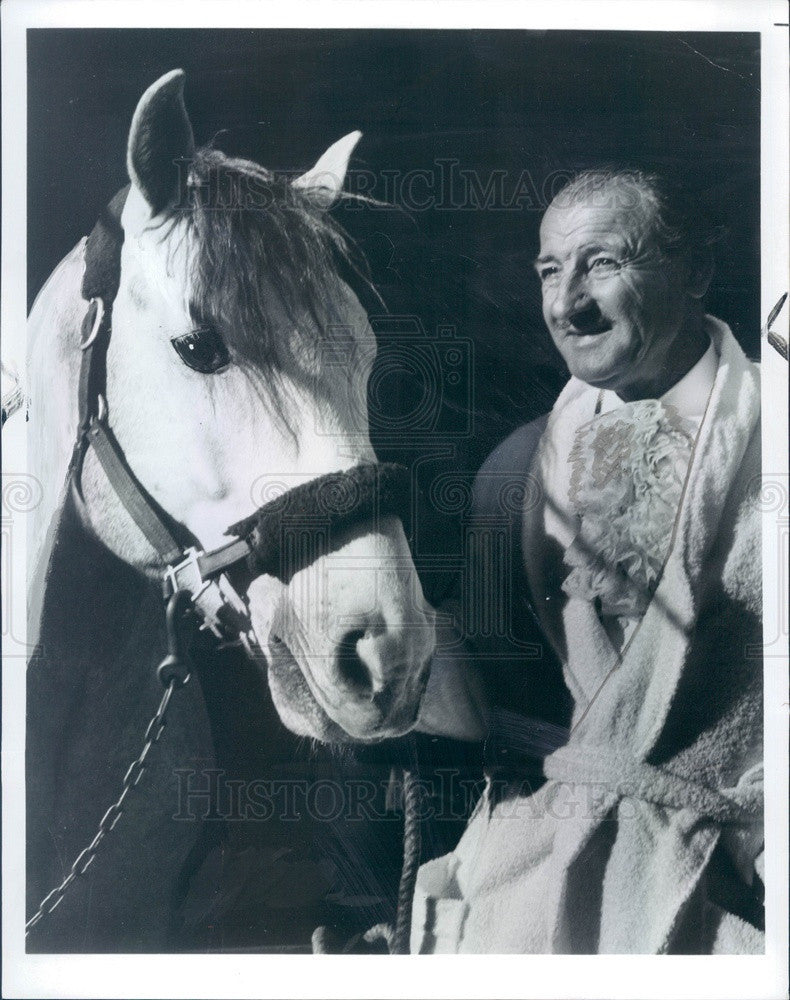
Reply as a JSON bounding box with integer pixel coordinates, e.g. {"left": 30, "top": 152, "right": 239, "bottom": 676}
{"left": 686, "top": 254, "right": 714, "bottom": 299}
{"left": 292, "top": 131, "right": 362, "bottom": 208}
{"left": 124, "top": 69, "right": 195, "bottom": 230}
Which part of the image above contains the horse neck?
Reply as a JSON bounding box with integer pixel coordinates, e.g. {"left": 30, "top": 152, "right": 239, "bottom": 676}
{"left": 27, "top": 428, "right": 302, "bottom": 850}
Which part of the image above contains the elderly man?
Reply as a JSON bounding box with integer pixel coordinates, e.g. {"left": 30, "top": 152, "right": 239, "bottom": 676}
{"left": 411, "top": 170, "right": 763, "bottom": 954}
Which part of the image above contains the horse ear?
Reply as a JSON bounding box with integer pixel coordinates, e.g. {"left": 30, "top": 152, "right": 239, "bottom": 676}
{"left": 126, "top": 69, "right": 195, "bottom": 217}
{"left": 292, "top": 131, "right": 362, "bottom": 208}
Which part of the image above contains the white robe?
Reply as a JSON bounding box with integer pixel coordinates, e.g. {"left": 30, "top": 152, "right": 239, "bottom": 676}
{"left": 411, "top": 317, "right": 763, "bottom": 954}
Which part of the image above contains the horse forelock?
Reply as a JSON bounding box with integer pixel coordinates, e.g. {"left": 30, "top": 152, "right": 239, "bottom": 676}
{"left": 26, "top": 145, "right": 378, "bottom": 579}
{"left": 170, "top": 147, "right": 374, "bottom": 414}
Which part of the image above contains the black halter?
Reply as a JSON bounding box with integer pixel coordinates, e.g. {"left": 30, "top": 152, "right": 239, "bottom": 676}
{"left": 71, "top": 189, "right": 411, "bottom": 644}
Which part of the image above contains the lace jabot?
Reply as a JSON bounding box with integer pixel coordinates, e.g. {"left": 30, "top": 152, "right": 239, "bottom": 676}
{"left": 561, "top": 399, "right": 696, "bottom": 622}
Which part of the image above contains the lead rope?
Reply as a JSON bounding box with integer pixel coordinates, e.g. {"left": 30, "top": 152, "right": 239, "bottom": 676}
{"left": 391, "top": 761, "right": 423, "bottom": 954}
{"left": 25, "top": 590, "right": 194, "bottom": 937}
{"left": 312, "top": 739, "right": 423, "bottom": 955}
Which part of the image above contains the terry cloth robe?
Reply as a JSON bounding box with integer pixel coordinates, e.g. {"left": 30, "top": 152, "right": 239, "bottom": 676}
{"left": 411, "top": 317, "right": 763, "bottom": 954}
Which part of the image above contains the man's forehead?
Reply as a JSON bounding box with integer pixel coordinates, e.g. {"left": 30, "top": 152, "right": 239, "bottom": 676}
{"left": 539, "top": 187, "right": 654, "bottom": 253}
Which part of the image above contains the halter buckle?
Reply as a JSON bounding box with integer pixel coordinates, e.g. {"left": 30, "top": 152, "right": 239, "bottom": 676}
{"left": 164, "top": 546, "right": 255, "bottom": 645}
{"left": 80, "top": 297, "right": 106, "bottom": 351}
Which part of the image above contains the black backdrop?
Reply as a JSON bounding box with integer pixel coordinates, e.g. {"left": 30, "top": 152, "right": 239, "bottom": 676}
{"left": 28, "top": 31, "right": 760, "bottom": 350}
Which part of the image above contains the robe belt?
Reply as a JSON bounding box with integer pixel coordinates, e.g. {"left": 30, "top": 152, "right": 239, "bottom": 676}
{"left": 543, "top": 746, "right": 762, "bottom": 825}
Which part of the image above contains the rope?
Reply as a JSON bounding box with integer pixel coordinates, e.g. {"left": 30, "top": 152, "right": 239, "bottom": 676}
{"left": 312, "top": 741, "right": 424, "bottom": 955}
{"left": 391, "top": 765, "right": 423, "bottom": 954}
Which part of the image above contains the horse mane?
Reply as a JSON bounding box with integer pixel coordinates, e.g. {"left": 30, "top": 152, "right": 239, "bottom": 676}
{"left": 174, "top": 147, "right": 376, "bottom": 401}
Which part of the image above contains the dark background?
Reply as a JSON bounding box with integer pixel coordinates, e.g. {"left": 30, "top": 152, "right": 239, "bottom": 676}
{"left": 28, "top": 37, "right": 760, "bottom": 320}
{"left": 28, "top": 28, "right": 760, "bottom": 567}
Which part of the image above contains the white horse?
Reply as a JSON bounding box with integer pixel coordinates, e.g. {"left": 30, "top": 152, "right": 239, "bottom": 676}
{"left": 23, "top": 69, "right": 475, "bottom": 950}
{"left": 28, "top": 69, "right": 437, "bottom": 743}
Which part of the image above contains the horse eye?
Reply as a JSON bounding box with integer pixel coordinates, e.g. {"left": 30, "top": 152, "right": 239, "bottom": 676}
{"left": 171, "top": 327, "right": 230, "bottom": 374}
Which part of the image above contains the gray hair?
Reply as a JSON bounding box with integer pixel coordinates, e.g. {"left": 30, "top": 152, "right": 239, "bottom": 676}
{"left": 549, "top": 168, "right": 726, "bottom": 261}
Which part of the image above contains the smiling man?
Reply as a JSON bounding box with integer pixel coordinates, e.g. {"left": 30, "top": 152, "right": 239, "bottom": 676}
{"left": 535, "top": 173, "right": 713, "bottom": 400}
{"left": 410, "top": 170, "right": 764, "bottom": 954}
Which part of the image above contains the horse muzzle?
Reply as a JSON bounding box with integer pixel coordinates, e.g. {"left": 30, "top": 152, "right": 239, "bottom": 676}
{"left": 265, "top": 614, "right": 436, "bottom": 741}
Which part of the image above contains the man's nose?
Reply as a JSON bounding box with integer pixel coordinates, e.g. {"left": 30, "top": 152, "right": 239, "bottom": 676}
{"left": 550, "top": 270, "right": 594, "bottom": 325}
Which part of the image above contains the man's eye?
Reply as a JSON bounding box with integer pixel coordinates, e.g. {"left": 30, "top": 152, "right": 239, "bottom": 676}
{"left": 539, "top": 265, "right": 560, "bottom": 283}
{"left": 589, "top": 257, "right": 619, "bottom": 273}
{"left": 171, "top": 327, "right": 230, "bottom": 374}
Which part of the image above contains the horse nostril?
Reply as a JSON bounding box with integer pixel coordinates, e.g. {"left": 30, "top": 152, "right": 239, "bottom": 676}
{"left": 335, "top": 628, "right": 374, "bottom": 697}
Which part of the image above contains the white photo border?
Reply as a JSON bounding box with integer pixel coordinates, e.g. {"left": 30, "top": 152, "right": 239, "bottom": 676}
{"left": 2, "top": 2, "right": 787, "bottom": 998}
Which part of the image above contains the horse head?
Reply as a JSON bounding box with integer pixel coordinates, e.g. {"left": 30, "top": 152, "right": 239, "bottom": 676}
{"left": 29, "top": 70, "right": 437, "bottom": 743}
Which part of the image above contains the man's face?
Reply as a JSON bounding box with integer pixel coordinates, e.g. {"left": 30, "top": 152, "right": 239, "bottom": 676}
{"left": 536, "top": 187, "right": 699, "bottom": 398}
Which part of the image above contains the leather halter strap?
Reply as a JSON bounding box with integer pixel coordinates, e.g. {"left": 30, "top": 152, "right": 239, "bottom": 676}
{"left": 72, "top": 187, "right": 248, "bottom": 581}
{"left": 74, "top": 193, "right": 185, "bottom": 566}
{"left": 70, "top": 189, "right": 412, "bottom": 622}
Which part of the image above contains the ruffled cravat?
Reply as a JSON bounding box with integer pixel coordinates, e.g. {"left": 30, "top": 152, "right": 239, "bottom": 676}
{"left": 561, "top": 400, "right": 696, "bottom": 642}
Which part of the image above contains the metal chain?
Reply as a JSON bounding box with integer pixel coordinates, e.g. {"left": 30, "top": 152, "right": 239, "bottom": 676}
{"left": 26, "top": 591, "right": 194, "bottom": 937}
